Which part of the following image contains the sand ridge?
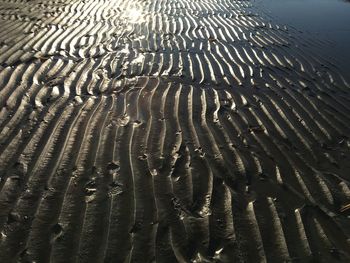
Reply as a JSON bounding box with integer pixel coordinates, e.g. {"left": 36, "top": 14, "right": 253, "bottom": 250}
{"left": 0, "top": 0, "right": 350, "bottom": 262}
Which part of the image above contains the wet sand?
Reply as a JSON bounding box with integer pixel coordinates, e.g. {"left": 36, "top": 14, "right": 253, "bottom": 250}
{"left": 0, "top": 0, "right": 350, "bottom": 262}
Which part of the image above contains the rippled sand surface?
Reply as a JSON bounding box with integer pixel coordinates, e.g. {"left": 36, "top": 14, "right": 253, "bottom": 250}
{"left": 0, "top": 0, "right": 350, "bottom": 262}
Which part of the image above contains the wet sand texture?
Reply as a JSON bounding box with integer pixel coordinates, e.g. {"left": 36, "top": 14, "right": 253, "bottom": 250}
{"left": 1, "top": 0, "right": 350, "bottom": 262}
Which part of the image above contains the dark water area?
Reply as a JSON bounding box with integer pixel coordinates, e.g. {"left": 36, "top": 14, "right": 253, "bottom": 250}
{"left": 254, "top": 0, "right": 350, "bottom": 79}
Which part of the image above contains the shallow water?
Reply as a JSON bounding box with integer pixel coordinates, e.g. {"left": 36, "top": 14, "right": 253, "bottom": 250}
{"left": 254, "top": 0, "right": 350, "bottom": 77}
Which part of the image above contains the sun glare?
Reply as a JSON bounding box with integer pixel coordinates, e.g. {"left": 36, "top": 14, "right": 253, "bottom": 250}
{"left": 125, "top": 8, "right": 142, "bottom": 23}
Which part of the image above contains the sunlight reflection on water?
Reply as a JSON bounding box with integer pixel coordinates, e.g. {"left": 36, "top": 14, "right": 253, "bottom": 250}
{"left": 125, "top": 7, "right": 143, "bottom": 23}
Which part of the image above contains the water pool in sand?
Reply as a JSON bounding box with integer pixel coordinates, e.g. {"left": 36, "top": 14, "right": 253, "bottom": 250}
{"left": 254, "top": 0, "right": 350, "bottom": 76}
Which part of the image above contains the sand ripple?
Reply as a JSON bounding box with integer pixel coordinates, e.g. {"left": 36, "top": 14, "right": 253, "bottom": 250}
{"left": 0, "top": 0, "right": 350, "bottom": 262}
